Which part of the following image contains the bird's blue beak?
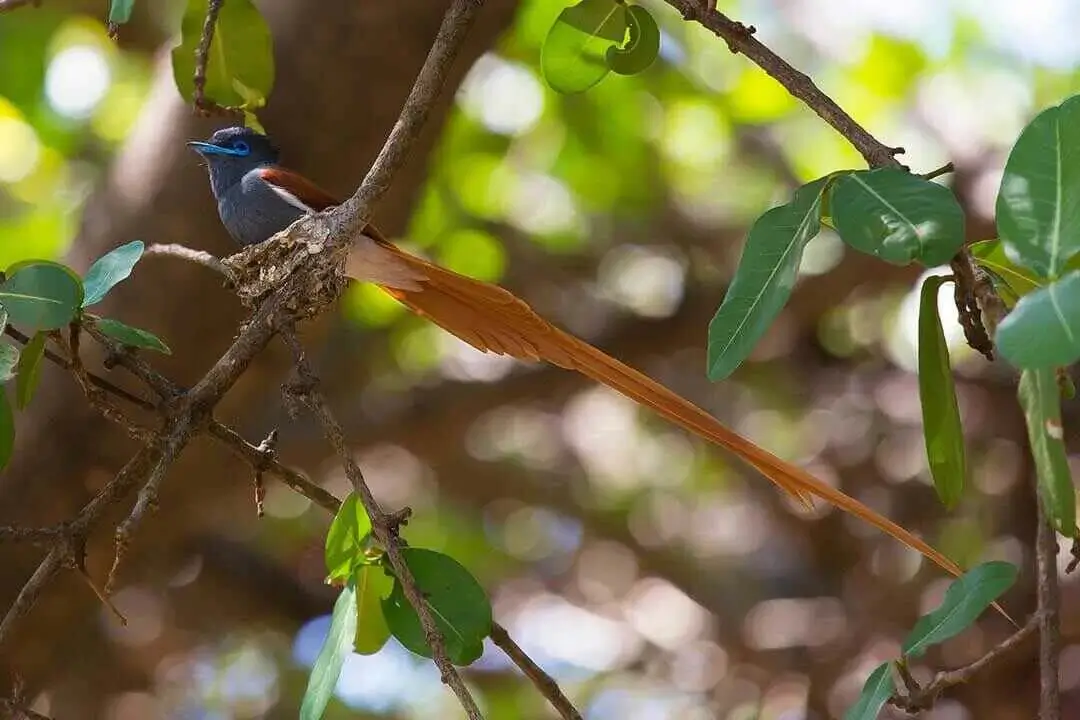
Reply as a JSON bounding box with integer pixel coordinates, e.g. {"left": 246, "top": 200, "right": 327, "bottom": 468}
{"left": 186, "top": 141, "right": 244, "bottom": 157}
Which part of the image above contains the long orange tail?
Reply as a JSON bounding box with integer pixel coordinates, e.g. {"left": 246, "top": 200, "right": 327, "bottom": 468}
{"left": 357, "top": 238, "right": 962, "bottom": 579}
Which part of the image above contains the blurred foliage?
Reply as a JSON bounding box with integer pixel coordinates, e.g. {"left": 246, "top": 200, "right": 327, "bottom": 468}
{"left": 5, "top": 0, "right": 1080, "bottom": 718}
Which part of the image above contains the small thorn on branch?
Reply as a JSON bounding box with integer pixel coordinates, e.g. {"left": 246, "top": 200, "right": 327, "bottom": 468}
{"left": 920, "top": 161, "right": 956, "bottom": 181}
{"left": 252, "top": 428, "right": 279, "bottom": 517}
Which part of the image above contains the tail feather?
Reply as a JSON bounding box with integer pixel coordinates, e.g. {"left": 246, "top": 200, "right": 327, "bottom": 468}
{"left": 364, "top": 241, "right": 963, "bottom": 579}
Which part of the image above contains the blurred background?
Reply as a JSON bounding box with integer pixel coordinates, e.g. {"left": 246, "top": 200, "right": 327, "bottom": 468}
{"left": 1, "top": 0, "right": 1079, "bottom": 718}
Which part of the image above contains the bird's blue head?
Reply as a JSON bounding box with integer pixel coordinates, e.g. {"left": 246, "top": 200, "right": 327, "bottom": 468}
{"left": 188, "top": 126, "right": 280, "bottom": 198}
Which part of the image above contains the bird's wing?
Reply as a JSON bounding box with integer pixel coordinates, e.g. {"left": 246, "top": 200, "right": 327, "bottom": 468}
{"left": 256, "top": 167, "right": 341, "bottom": 213}
{"left": 344, "top": 234, "right": 964, "bottom": 580}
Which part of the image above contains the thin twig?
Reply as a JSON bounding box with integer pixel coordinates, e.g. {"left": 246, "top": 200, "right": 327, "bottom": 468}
{"left": 281, "top": 328, "right": 484, "bottom": 719}
{"left": 1036, "top": 495, "right": 1062, "bottom": 720}
{"left": 191, "top": 0, "right": 241, "bottom": 120}
{"left": 490, "top": 623, "right": 582, "bottom": 720}
{"left": 145, "top": 243, "right": 232, "bottom": 279}
{"left": 663, "top": 0, "right": 904, "bottom": 169}
{"left": 920, "top": 162, "right": 956, "bottom": 181}
{"left": 331, "top": 0, "right": 485, "bottom": 241}
{"left": 890, "top": 615, "right": 1039, "bottom": 712}
{"left": 0, "top": 525, "right": 63, "bottom": 546}
{"left": 4, "top": 325, "right": 155, "bottom": 410}
{"left": 209, "top": 422, "right": 342, "bottom": 512}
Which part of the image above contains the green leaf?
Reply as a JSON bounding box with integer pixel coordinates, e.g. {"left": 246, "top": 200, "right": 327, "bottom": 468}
{"left": 0, "top": 262, "right": 84, "bottom": 331}
{"left": 0, "top": 343, "right": 18, "bottom": 383}
{"left": 83, "top": 240, "right": 144, "bottom": 308}
{"left": 300, "top": 581, "right": 357, "bottom": 720}
{"left": 831, "top": 169, "right": 966, "bottom": 266}
{"left": 1018, "top": 368, "right": 1077, "bottom": 536}
{"left": 996, "top": 95, "right": 1080, "bottom": 279}
{"left": 93, "top": 318, "right": 171, "bottom": 354}
{"left": 844, "top": 662, "right": 894, "bottom": 720}
{"left": 108, "top": 0, "right": 135, "bottom": 24}
{"left": 382, "top": 548, "right": 492, "bottom": 665}
{"left": 354, "top": 564, "right": 394, "bottom": 655}
{"left": 903, "top": 561, "right": 1019, "bottom": 658}
{"left": 605, "top": 5, "right": 660, "bottom": 76}
{"left": 541, "top": 0, "right": 627, "bottom": 94}
{"left": 707, "top": 176, "right": 829, "bottom": 381}
{"left": 995, "top": 270, "right": 1080, "bottom": 370}
{"left": 15, "top": 332, "right": 46, "bottom": 409}
{"left": 171, "top": 0, "right": 275, "bottom": 110}
{"left": 324, "top": 493, "right": 374, "bottom": 584}
{"left": 918, "top": 276, "right": 966, "bottom": 509}
{"left": 969, "top": 238, "right": 1043, "bottom": 298}
{"left": 0, "top": 389, "right": 13, "bottom": 472}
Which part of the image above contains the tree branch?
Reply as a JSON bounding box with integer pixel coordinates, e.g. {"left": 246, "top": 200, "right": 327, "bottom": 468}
{"left": 490, "top": 623, "right": 582, "bottom": 720}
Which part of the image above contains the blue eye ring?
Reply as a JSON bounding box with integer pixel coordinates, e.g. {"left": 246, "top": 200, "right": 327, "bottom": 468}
{"left": 233, "top": 140, "right": 251, "bottom": 155}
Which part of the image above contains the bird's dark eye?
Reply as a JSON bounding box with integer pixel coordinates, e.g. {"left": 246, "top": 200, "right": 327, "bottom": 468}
{"left": 233, "top": 141, "right": 251, "bottom": 155}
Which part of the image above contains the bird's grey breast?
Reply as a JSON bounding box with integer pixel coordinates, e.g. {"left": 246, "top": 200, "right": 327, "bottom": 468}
{"left": 216, "top": 168, "right": 308, "bottom": 247}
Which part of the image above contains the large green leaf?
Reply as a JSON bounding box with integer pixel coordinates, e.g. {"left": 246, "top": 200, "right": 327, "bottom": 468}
{"left": 300, "top": 581, "right": 357, "bottom": 720}
{"left": 15, "top": 332, "right": 46, "bottom": 409}
{"left": 707, "top": 176, "right": 829, "bottom": 381}
{"left": 844, "top": 662, "right": 894, "bottom": 720}
{"left": 0, "top": 262, "right": 84, "bottom": 331}
{"left": 171, "top": 0, "right": 274, "bottom": 110}
{"left": 540, "top": 0, "right": 627, "bottom": 94}
{"left": 995, "top": 270, "right": 1080, "bottom": 369}
{"left": 918, "top": 276, "right": 966, "bottom": 508}
{"left": 1018, "top": 368, "right": 1077, "bottom": 536}
{"left": 969, "top": 238, "right": 1043, "bottom": 298}
{"left": 902, "top": 561, "right": 1019, "bottom": 658}
{"left": 996, "top": 95, "right": 1080, "bottom": 279}
{"left": 93, "top": 318, "right": 171, "bottom": 355}
{"left": 605, "top": 5, "right": 660, "bottom": 76}
{"left": 354, "top": 564, "right": 394, "bottom": 655}
{"left": 0, "top": 389, "right": 12, "bottom": 472}
{"left": 382, "top": 548, "right": 492, "bottom": 665}
{"left": 324, "top": 493, "right": 374, "bottom": 584}
{"left": 831, "top": 169, "right": 966, "bottom": 266}
{"left": 83, "top": 240, "right": 144, "bottom": 308}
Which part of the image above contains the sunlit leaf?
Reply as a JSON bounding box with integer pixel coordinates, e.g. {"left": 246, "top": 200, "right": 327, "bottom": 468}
{"left": 605, "top": 4, "right": 660, "bottom": 76}
{"left": 171, "top": 0, "right": 274, "bottom": 110}
{"left": 354, "top": 564, "right": 394, "bottom": 655}
{"left": 903, "top": 561, "right": 1019, "bottom": 657}
{"left": 996, "top": 94, "right": 1080, "bottom": 278}
{"left": 1018, "top": 368, "right": 1077, "bottom": 536}
{"left": 83, "top": 240, "right": 144, "bottom": 307}
{"left": 15, "top": 331, "right": 46, "bottom": 409}
{"left": 300, "top": 581, "right": 357, "bottom": 720}
{"left": 382, "top": 548, "right": 492, "bottom": 665}
{"left": 93, "top": 318, "right": 171, "bottom": 354}
{"left": 831, "top": 169, "right": 966, "bottom": 266}
{"left": 844, "top": 662, "right": 894, "bottom": 720}
{"left": 918, "top": 276, "right": 966, "bottom": 509}
{"left": 324, "top": 493, "right": 374, "bottom": 584}
{"left": 707, "top": 176, "right": 829, "bottom": 381}
{"left": 0, "top": 262, "right": 83, "bottom": 331}
{"left": 995, "top": 271, "right": 1080, "bottom": 370}
{"left": 541, "top": 0, "right": 627, "bottom": 94}
{"left": 968, "top": 239, "right": 1042, "bottom": 299}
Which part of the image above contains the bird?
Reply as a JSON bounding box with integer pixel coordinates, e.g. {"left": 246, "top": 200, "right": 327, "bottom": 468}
{"left": 189, "top": 125, "right": 961, "bottom": 579}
